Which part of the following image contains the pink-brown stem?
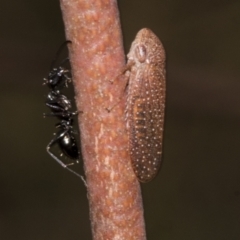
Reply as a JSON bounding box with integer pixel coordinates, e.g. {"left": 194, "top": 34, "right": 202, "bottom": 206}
{"left": 60, "top": 0, "right": 146, "bottom": 239}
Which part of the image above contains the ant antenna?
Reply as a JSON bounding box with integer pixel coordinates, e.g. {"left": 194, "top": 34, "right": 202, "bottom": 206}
{"left": 50, "top": 40, "right": 72, "bottom": 70}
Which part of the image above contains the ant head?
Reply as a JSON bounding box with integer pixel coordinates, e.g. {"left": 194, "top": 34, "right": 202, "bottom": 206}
{"left": 44, "top": 41, "right": 72, "bottom": 90}
{"left": 47, "top": 67, "right": 70, "bottom": 90}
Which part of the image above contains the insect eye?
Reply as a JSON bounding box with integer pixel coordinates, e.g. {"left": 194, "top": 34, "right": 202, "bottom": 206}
{"left": 135, "top": 44, "right": 147, "bottom": 63}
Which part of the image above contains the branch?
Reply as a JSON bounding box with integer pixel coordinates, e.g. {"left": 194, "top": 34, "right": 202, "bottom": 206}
{"left": 60, "top": 0, "right": 146, "bottom": 239}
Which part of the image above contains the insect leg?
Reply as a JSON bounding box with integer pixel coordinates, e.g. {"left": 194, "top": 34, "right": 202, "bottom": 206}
{"left": 106, "top": 65, "right": 133, "bottom": 112}
{"left": 46, "top": 131, "right": 87, "bottom": 185}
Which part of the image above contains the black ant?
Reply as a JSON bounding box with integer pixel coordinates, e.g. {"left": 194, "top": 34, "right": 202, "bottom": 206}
{"left": 43, "top": 41, "right": 85, "bottom": 182}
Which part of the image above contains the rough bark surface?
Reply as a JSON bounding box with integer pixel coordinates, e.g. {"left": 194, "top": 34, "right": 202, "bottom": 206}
{"left": 60, "top": 0, "right": 146, "bottom": 239}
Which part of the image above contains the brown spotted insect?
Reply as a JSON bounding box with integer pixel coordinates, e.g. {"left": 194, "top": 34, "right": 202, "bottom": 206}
{"left": 124, "top": 28, "right": 166, "bottom": 182}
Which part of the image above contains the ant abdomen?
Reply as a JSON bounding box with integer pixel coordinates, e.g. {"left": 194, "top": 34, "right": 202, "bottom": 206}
{"left": 58, "top": 131, "right": 79, "bottom": 160}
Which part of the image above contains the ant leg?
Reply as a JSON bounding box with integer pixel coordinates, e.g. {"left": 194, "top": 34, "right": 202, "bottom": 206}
{"left": 46, "top": 133, "right": 87, "bottom": 186}
{"left": 62, "top": 72, "right": 72, "bottom": 87}
{"left": 45, "top": 103, "right": 65, "bottom": 112}
{"left": 43, "top": 111, "right": 78, "bottom": 118}
{"left": 43, "top": 112, "right": 71, "bottom": 118}
{"left": 42, "top": 78, "right": 48, "bottom": 86}
{"left": 43, "top": 112, "right": 66, "bottom": 118}
{"left": 72, "top": 110, "right": 80, "bottom": 116}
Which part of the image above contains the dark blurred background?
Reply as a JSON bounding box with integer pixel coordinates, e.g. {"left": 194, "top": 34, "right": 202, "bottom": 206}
{"left": 1, "top": 0, "right": 240, "bottom": 239}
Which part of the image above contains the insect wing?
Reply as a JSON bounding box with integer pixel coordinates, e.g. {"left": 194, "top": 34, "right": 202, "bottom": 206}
{"left": 129, "top": 64, "right": 165, "bottom": 182}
